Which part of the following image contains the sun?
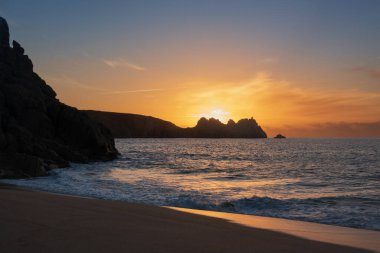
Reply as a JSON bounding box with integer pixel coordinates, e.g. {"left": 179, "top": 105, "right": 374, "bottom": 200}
{"left": 199, "top": 109, "right": 231, "bottom": 123}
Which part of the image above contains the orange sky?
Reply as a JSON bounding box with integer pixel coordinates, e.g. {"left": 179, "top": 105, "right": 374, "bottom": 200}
{"left": 5, "top": 1, "right": 380, "bottom": 137}
{"left": 42, "top": 68, "right": 380, "bottom": 137}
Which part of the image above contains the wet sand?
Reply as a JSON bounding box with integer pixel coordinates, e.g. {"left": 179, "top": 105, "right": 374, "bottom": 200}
{"left": 170, "top": 207, "right": 380, "bottom": 253}
{"left": 0, "top": 185, "right": 377, "bottom": 253}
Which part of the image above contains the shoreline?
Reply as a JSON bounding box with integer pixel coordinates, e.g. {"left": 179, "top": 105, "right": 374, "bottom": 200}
{"left": 1, "top": 184, "right": 379, "bottom": 253}
{"left": 2, "top": 182, "right": 378, "bottom": 232}
{"left": 168, "top": 206, "right": 380, "bottom": 253}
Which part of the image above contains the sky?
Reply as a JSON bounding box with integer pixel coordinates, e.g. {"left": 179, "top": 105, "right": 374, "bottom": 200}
{"left": 1, "top": 0, "right": 380, "bottom": 137}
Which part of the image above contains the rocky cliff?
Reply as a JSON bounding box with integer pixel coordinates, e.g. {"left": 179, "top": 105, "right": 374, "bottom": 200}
{"left": 0, "top": 17, "right": 118, "bottom": 178}
{"left": 85, "top": 110, "right": 267, "bottom": 138}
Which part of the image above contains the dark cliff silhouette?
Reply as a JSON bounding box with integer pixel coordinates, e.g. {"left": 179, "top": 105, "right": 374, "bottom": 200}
{"left": 85, "top": 110, "right": 267, "bottom": 138}
{"left": 0, "top": 17, "right": 118, "bottom": 178}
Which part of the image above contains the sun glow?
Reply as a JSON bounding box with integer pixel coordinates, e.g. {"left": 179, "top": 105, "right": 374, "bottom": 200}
{"left": 198, "top": 109, "right": 231, "bottom": 123}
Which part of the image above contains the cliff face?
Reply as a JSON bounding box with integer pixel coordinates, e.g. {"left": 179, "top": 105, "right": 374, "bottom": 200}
{"left": 0, "top": 17, "right": 118, "bottom": 178}
{"left": 85, "top": 111, "right": 267, "bottom": 139}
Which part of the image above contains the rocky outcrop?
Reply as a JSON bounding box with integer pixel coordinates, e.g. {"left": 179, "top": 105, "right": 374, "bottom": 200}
{"left": 0, "top": 17, "right": 118, "bottom": 178}
{"left": 85, "top": 110, "right": 267, "bottom": 138}
{"left": 188, "top": 117, "right": 267, "bottom": 138}
{"left": 274, "top": 134, "right": 286, "bottom": 139}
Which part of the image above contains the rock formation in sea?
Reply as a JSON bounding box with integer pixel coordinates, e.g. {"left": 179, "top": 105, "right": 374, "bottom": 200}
{"left": 274, "top": 134, "right": 286, "bottom": 139}
{"left": 85, "top": 110, "right": 267, "bottom": 138}
{"left": 0, "top": 17, "right": 118, "bottom": 178}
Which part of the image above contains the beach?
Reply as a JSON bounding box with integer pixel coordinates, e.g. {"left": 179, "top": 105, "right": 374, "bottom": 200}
{"left": 1, "top": 4, "right": 380, "bottom": 253}
{"left": 1, "top": 185, "right": 378, "bottom": 253}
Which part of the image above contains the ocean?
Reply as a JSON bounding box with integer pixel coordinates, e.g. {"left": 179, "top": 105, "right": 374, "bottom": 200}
{"left": 3, "top": 138, "right": 380, "bottom": 230}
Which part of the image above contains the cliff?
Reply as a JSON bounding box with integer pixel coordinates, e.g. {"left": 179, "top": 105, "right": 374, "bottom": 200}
{"left": 85, "top": 110, "right": 267, "bottom": 138}
{"left": 0, "top": 17, "right": 118, "bottom": 178}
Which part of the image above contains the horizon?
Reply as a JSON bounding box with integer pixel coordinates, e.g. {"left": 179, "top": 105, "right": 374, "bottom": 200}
{"left": 1, "top": 0, "right": 380, "bottom": 137}
{"left": 86, "top": 109, "right": 380, "bottom": 138}
{"left": 1, "top": 2, "right": 380, "bottom": 250}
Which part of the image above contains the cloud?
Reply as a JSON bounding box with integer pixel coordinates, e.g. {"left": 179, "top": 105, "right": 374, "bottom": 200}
{"left": 265, "top": 121, "right": 380, "bottom": 138}
{"left": 263, "top": 57, "right": 279, "bottom": 65}
{"left": 44, "top": 74, "right": 109, "bottom": 92}
{"left": 350, "top": 66, "right": 380, "bottom": 80}
{"left": 177, "top": 72, "right": 380, "bottom": 127}
{"left": 369, "top": 69, "right": 380, "bottom": 79}
{"left": 102, "top": 88, "right": 162, "bottom": 95}
{"left": 103, "top": 58, "right": 146, "bottom": 71}
{"left": 44, "top": 74, "right": 161, "bottom": 95}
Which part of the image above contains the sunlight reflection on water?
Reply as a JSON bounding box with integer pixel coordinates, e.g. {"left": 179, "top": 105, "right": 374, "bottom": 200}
{"left": 2, "top": 138, "right": 380, "bottom": 230}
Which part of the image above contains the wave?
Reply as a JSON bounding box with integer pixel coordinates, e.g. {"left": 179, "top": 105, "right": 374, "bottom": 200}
{"left": 3, "top": 165, "right": 379, "bottom": 231}
{"left": 3, "top": 174, "right": 380, "bottom": 230}
{"left": 169, "top": 195, "right": 380, "bottom": 231}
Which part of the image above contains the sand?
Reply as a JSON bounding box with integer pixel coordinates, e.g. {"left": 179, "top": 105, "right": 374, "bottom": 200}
{"left": 0, "top": 185, "right": 378, "bottom": 253}
{"left": 170, "top": 207, "right": 380, "bottom": 253}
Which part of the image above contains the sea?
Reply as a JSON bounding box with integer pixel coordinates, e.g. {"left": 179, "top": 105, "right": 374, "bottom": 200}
{"left": 2, "top": 138, "right": 380, "bottom": 231}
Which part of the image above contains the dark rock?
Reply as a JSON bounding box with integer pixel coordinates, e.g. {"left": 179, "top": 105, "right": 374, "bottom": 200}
{"left": 85, "top": 110, "right": 267, "bottom": 139}
{"left": 0, "top": 17, "right": 10, "bottom": 48}
{"left": 0, "top": 17, "right": 118, "bottom": 178}
{"left": 12, "top": 40, "right": 24, "bottom": 55}
{"left": 193, "top": 117, "right": 227, "bottom": 138}
{"left": 227, "top": 119, "right": 236, "bottom": 127}
{"left": 274, "top": 134, "right": 286, "bottom": 139}
{"left": 0, "top": 153, "right": 46, "bottom": 178}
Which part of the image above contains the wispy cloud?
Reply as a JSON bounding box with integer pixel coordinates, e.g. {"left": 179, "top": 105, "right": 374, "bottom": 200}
{"left": 43, "top": 74, "right": 161, "bottom": 95}
{"left": 44, "top": 74, "right": 109, "bottom": 92}
{"left": 263, "top": 57, "right": 279, "bottom": 65}
{"left": 103, "top": 58, "right": 146, "bottom": 71}
{"left": 177, "top": 72, "right": 380, "bottom": 125}
{"left": 265, "top": 121, "right": 380, "bottom": 138}
{"left": 102, "top": 88, "right": 162, "bottom": 95}
{"left": 350, "top": 66, "right": 380, "bottom": 80}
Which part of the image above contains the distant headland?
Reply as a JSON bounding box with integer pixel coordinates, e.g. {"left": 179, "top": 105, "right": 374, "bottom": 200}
{"left": 85, "top": 110, "right": 267, "bottom": 138}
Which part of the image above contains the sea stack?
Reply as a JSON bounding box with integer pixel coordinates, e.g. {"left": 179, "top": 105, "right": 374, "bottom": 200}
{"left": 0, "top": 17, "right": 118, "bottom": 178}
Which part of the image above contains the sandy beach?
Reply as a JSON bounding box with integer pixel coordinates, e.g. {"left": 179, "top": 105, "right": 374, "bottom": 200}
{"left": 1, "top": 185, "right": 378, "bottom": 253}
{"left": 2, "top": 3, "right": 380, "bottom": 253}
